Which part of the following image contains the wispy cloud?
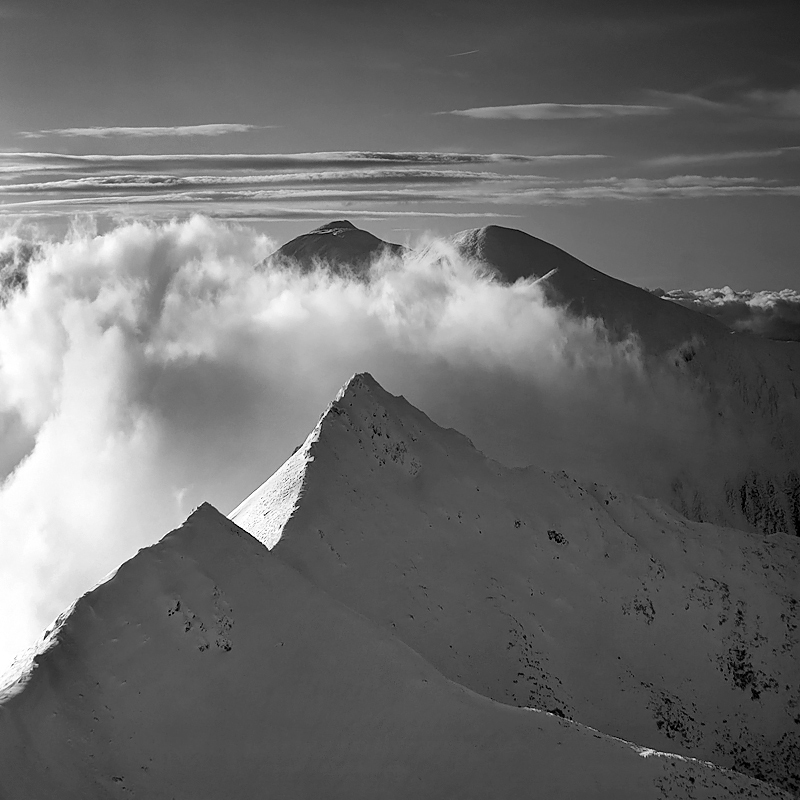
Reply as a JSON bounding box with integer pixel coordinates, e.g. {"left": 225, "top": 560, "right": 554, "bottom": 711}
{"left": 2, "top": 173, "right": 797, "bottom": 220}
{"left": 21, "top": 124, "right": 267, "bottom": 139}
{"left": 0, "top": 150, "right": 604, "bottom": 171}
{"left": 644, "top": 90, "right": 737, "bottom": 114}
{"left": 0, "top": 169, "right": 539, "bottom": 195}
{"left": 647, "top": 146, "right": 800, "bottom": 167}
{"left": 443, "top": 103, "right": 670, "bottom": 120}
{"left": 509, "top": 175, "right": 800, "bottom": 203}
{"left": 745, "top": 88, "right": 800, "bottom": 118}
{"left": 645, "top": 85, "right": 800, "bottom": 127}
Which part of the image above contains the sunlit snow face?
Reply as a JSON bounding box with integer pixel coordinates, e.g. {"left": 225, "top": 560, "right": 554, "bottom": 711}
{"left": 0, "top": 215, "right": 727, "bottom": 672}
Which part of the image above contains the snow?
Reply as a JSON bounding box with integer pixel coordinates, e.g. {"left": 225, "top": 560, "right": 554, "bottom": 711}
{"left": 233, "top": 372, "right": 800, "bottom": 793}
{"left": 0, "top": 503, "right": 791, "bottom": 799}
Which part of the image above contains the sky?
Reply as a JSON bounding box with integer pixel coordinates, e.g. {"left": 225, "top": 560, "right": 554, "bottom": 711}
{"left": 0, "top": 0, "right": 798, "bottom": 289}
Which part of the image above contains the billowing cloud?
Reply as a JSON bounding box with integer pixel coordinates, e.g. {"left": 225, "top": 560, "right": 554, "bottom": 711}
{"left": 0, "top": 216, "right": 724, "bottom": 675}
{"left": 21, "top": 124, "right": 266, "bottom": 139}
{"left": 653, "top": 286, "right": 800, "bottom": 341}
{"left": 444, "top": 103, "right": 670, "bottom": 120}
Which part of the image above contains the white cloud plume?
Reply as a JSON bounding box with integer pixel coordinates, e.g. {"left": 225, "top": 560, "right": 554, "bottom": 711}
{"left": 444, "top": 103, "right": 670, "bottom": 120}
{"left": 653, "top": 286, "right": 800, "bottom": 341}
{"left": 0, "top": 217, "right": 747, "bottom": 675}
{"left": 21, "top": 124, "right": 266, "bottom": 138}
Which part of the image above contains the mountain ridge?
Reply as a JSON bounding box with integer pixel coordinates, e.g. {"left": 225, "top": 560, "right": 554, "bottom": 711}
{"left": 5, "top": 502, "right": 788, "bottom": 799}
{"left": 232, "top": 371, "right": 800, "bottom": 792}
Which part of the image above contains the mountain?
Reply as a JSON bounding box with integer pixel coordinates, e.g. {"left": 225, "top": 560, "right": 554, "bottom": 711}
{"left": 232, "top": 373, "right": 800, "bottom": 794}
{"left": 4, "top": 504, "right": 787, "bottom": 799}
{"left": 265, "top": 220, "right": 800, "bottom": 538}
{"left": 449, "top": 225, "right": 727, "bottom": 354}
{"left": 452, "top": 227, "right": 800, "bottom": 538}
{"left": 266, "top": 219, "right": 405, "bottom": 273}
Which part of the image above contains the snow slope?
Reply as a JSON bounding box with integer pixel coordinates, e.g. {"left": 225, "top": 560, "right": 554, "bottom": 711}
{"left": 233, "top": 373, "right": 800, "bottom": 793}
{"left": 4, "top": 504, "right": 787, "bottom": 800}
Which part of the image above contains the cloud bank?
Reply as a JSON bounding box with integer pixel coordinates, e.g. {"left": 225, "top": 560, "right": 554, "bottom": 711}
{"left": 653, "top": 286, "right": 800, "bottom": 341}
{"left": 0, "top": 217, "right": 745, "bottom": 675}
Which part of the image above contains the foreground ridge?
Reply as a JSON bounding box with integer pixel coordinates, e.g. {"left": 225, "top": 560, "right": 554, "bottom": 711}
{"left": 0, "top": 504, "right": 792, "bottom": 799}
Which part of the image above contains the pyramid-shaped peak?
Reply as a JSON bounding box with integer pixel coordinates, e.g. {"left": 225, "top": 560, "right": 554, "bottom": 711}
{"left": 335, "top": 371, "right": 383, "bottom": 400}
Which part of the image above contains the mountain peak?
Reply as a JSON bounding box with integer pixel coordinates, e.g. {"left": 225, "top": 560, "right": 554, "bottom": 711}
{"left": 311, "top": 219, "right": 358, "bottom": 232}
{"left": 335, "top": 371, "right": 381, "bottom": 401}
{"left": 267, "top": 221, "right": 404, "bottom": 274}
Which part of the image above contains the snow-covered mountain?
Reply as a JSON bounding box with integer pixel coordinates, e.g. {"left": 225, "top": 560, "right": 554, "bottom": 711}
{"left": 266, "top": 219, "right": 405, "bottom": 273}
{"left": 2, "top": 218, "right": 799, "bottom": 798}
{"left": 1, "top": 373, "right": 797, "bottom": 797}
{"left": 266, "top": 221, "right": 800, "bottom": 538}
{"left": 5, "top": 503, "right": 790, "bottom": 799}
{"left": 232, "top": 372, "right": 800, "bottom": 793}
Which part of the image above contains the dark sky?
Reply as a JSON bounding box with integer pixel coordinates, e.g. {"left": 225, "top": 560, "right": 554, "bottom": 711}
{"left": 1, "top": 0, "right": 799, "bottom": 288}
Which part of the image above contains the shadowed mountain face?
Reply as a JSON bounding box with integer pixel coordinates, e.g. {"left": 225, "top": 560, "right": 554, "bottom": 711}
{"left": 3, "top": 502, "right": 787, "bottom": 799}
{"left": 232, "top": 373, "right": 800, "bottom": 794}
{"left": 267, "top": 219, "right": 405, "bottom": 273}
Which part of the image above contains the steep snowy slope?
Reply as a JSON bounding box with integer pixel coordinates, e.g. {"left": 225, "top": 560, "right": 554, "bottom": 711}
{"left": 266, "top": 219, "right": 405, "bottom": 273}
{"left": 233, "top": 373, "right": 800, "bottom": 793}
{"left": 4, "top": 506, "right": 785, "bottom": 800}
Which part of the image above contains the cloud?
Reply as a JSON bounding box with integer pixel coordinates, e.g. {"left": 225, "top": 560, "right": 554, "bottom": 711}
{"left": 653, "top": 286, "right": 800, "bottom": 341}
{"left": 21, "top": 124, "right": 267, "bottom": 139}
{"left": 0, "top": 216, "right": 740, "bottom": 677}
{"left": 745, "top": 88, "right": 800, "bottom": 118}
{"left": 507, "top": 175, "right": 800, "bottom": 202}
{"left": 0, "top": 168, "right": 537, "bottom": 195}
{"left": 443, "top": 103, "right": 670, "bottom": 120}
{"left": 2, "top": 170, "right": 798, "bottom": 221}
{"left": 646, "top": 146, "right": 800, "bottom": 167}
{"left": 0, "top": 150, "right": 590, "bottom": 175}
{"left": 2, "top": 173, "right": 797, "bottom": 220}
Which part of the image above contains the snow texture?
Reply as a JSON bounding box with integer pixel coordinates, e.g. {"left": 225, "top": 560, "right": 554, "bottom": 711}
{"left": 0, "top": 503, "right": 792, "bottom": 799}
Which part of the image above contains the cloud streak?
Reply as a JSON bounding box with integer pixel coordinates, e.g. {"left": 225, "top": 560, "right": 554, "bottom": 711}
{"left": 21, "top": 124, "right": 267, "bottom": 139}
{"left": 646, "top": 146, "right": 800, "bottom": 167}
{"left": 444, "top": 103, "right": 670, "bottom": 120}
{"left": 0, "top": 150, "right": 597, "bottom": 174}
{"left": 2, "top": 174, "right": 798, "bottom": 220}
